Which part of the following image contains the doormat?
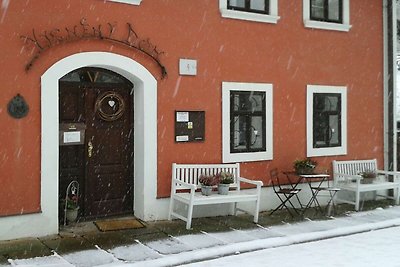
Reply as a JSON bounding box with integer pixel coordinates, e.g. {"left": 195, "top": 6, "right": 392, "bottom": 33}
{"left": 94, "top": 218, "right": 145, "bottom": 232}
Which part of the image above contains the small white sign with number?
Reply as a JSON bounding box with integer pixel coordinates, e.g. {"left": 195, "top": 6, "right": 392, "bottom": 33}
{"left": 179, "top": 58, "right": 197, "bottom": 76}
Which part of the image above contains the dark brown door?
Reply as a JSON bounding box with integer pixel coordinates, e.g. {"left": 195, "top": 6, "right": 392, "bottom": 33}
{"left": 59, "top": 68, "right": 134, "bottom": 219}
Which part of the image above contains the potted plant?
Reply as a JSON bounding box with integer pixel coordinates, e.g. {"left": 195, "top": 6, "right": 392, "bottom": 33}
{"left": 294, "top": 158, "right": 317, "bottom": 175}
{"left": 218, "top": 171, "right": 234, "bottom": 195}
{"left": 359, "top": 170, "right": 377, "bottom": 184}
{"left": 199, "top": 174, "right": 218, "bottom": 196}
{"left": 65, "top": 195, "right": 79, "bottom": 223}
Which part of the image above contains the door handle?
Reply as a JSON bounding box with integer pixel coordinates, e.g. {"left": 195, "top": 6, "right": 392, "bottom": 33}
{"left": 88, "top": 141, "right": 93, "bottom": 158}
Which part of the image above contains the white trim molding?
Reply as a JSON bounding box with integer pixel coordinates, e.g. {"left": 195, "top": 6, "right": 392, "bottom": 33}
{"left": 106, "top": 0, "right": 142, "bottom": 5}
{"left": 303, "top": 0, "right": 352, "bottom": 32}
{"left": 219, "top": 0, "right": 280, "bottom": 24}
{"left": 222, "top": 81, "right": 273, "bottom": 163}
{"left": 307, "top": 84, "right": 347, "bottom": 157}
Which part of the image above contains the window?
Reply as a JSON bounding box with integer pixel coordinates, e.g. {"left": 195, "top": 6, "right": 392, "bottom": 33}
{"left": 106, "top": 0, "right": 142, "bottom": 5}
{"left": 230, "top": 91, "right": 266, "bottom": 153}
{"left": 310, "top": 0, "right": 342, "bottom": 23}
{"left": 222, "top": 82, "right": 273, "bottom": 163}
{"left": 307, "top": 85, "right": 347, "bottom": 157}
{"left": 219, "top": 0, "right": 280, "bottom": 24}
{"left": 228, "top": 0, "right": 269, "bottom": 15}
{"left": 303, "top": 0, "right": 351, "bottom": 32}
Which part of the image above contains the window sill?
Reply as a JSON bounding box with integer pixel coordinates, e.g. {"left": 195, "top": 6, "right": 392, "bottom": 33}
{"left": 106, "top": 0, "right": 142, "bottom": 5}
{"left": 307, "top": 146, "right": 347, "bottom": 157}
{"left": 223, "top": 151, "right": 273, "bottom": 163}
{"left": 304, "top": 20, "right": 352, "bottom": 32}
{"left": 220, "top": 9, "right": 280, "bottom": 24}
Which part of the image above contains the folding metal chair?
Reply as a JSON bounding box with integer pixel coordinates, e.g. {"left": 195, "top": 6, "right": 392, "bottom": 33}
{"left": 306, "top": 177, "right": 341, "bottom": 216}
{"left": 270, "top": 168, "right": 302, "bottom": 217}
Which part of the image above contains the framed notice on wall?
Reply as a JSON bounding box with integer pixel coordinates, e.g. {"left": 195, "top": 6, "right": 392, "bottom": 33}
{"left": 175, "top": 111, "right": 205, "bottom": 143}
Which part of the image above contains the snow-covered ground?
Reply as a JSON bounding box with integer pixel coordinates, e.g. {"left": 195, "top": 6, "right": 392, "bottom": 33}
{"left": 8, "top": 206, "right": 400, "bottom": 267}
{"left": 183, "top": 225, "right": 400, "bottom": 267}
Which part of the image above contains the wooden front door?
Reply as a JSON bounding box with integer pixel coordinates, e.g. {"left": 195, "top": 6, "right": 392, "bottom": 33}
{"left": 59, "top": 68, "right": 134, "bottom": 219}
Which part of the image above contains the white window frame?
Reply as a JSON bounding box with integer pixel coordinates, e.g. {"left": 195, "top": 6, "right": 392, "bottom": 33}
{"left": 222, "top": 82, "right": 273, "bottom": 163}
{"left": 307, "top": 85, "right": 347, "bottom": 157}
{"left": 219, "top": 0, "right": 280, "bottom": 24}
{"left": 303, "top": 0, "right": 352, "bottom": 32}
{"left": 106, "top": 0, "right": 142, "bottom": 5}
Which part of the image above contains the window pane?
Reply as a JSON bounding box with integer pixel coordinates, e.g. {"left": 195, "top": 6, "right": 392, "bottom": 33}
{"left": 313, "top": 113, "right": 329, "bottom": 146}
{"left": 233, "top": 115, "right": 248, "bottom": 150}
{"left": 329, "top": 114, "right": 339, "bottom": 145}
{"left": 311, "top": 0, "right": 325, "bottom": 20}
{"left": 313, "top": 93, "right": 341, "bottom": 148}
{"left": 232, "top": 92, "right": 264, "bottom": 112}
{"left": 250, "top": 116, "right": 264, "bottom": 149}
{"left": 228, "top": 0, "right": 245, "bottom": 8}
{"left": 328, "top": 0, "right": 340, "bottom": 21}
{"left": 250, "top": 0, "right": 266, "bottom": 11}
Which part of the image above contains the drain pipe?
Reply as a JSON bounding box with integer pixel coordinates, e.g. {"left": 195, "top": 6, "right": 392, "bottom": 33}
{"left": 383, "top": 0, "right": 397, "bottom": 173}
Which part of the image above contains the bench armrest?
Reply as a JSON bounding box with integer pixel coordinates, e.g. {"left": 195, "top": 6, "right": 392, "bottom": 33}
{"left": 238, "top": 177, "right": 263, "bottom": 187}
{"left": 171, "top": 178, "right": 197, "bottom": 191}
{"left": 376, "top": 170, "right": 400, "bottom": 177}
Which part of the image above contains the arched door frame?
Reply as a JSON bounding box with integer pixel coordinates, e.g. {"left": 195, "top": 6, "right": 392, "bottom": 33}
{"left": 39, "top": 52, "right": 158, "bottom": 233}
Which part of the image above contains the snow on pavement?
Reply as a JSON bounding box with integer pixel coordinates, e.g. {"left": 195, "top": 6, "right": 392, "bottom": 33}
{"left": 8, "top": 206, "right": 400, "bottom": 267}
{"left": 182, "top": 226, "right": 400, "bottom": 267}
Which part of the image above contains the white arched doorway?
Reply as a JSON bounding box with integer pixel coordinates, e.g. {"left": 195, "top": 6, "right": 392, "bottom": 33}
{"left": 39, "top": 52, "right": 158, "bottom": 234}
{"left": 0, "top": 52, "right": 159, "bottom": 240}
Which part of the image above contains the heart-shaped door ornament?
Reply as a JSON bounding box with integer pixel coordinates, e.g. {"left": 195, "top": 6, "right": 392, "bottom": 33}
{"left": 108, "top": 100, "right": 115, "bottom": 107}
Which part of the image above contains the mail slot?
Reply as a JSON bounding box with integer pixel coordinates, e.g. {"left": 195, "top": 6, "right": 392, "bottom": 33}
{"left": 59, "top": 123, "right": 86, "bottom": 146}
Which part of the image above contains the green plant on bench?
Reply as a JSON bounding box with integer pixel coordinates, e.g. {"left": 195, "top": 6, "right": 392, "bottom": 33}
{"left": 358, "top": 170, "right": 377, "bottom": 184}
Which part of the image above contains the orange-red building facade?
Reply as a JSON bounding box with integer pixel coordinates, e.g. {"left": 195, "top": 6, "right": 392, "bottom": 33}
{"left": 0, "top": 0, "right": 394, "bottom": 240}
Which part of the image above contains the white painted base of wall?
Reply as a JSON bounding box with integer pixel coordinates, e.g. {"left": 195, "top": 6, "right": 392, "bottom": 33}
{"left": 0, "top": 183, "right": 351, "bottom": 240}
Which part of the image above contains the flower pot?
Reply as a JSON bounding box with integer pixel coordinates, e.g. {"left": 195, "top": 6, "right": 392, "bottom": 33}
{"left": 218, "top": 183, "right": 230, "bottom": 195}
{"left": 361, "top": 178, "right": 375, "bottom": 184}
{"left": 295, "top": 167, "right": 315, "bottom": 175}
{"left": 66, "top": 208, "right": 79, "bottom": 223}
{"left": 201, "top": 185, "right": 213, "bottom": 196}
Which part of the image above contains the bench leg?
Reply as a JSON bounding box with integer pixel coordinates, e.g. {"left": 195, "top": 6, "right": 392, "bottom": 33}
{"left": 186, "top": 204, "right": 194, "bottom": 230}
{"left": 355, "top": 190, "right": 360, "bottom": 211}
{"left": 168, "top": 197, "right": 174, "bottom": 221}
{"left": 233, "top": 203, "right": 238, "bottom": 216}
{"left": 253, "top": 199, "right": 260, "bottom": 223}
{"left": 395, "top": 187, "right": 400, "bottom": 205}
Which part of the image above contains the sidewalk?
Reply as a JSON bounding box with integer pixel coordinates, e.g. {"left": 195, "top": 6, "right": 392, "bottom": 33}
{"left": 2, "top": 202, "right": 400, "bottom": 267}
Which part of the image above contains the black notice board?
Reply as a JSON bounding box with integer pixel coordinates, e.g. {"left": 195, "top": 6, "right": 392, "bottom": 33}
{"left": 175, "top": 111, "right": 205, "bottom": 142}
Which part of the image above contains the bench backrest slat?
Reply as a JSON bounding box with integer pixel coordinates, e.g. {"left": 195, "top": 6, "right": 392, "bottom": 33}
{"left": 333, "top": 159, "right": 378, "bottom": 183}
{"left": 172, "top": 163, "right": 240, "bottom": 190}
{"left": 333, "top": 159, "right": 377, "bottom": 176}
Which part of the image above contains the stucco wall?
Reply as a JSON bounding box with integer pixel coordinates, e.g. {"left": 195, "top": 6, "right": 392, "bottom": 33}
{"left": 0, "top": 0, "right": 384, "bottom": 218}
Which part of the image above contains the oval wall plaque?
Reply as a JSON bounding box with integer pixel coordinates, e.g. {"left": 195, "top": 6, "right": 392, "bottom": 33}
{"left": 7, "top": 94, "right": 29, "bottom": 119}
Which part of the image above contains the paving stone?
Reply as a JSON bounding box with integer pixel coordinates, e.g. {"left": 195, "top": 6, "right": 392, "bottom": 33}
{"left": 62, "top": 248, "right": 119, "bottom": 267}
{"left": 10, "top": 255, "right": 73, "bottom": 266}
{"left": 0, "top": 239, "right": 52, "bottom": 260}
{"left": 109, "top": 242, "right": 162, "bottom": 262}
{"left": 84, "top": 230, "right": 167, "bottom": 250}
{"left": 143, "top": 236, "right": 193, "bottom": 254}
{"left": 40, "top": 236, "right": 95, "bottom": 254}
{"left": 190, "top": 217, "right": 234, "bottom": 233}
{"left": 208, "top": 215, "right": 259, "bottom": 230}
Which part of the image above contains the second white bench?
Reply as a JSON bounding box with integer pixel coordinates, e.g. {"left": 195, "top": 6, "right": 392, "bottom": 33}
{"left": 332, "top": 159, "right": 400, "bottom": 211}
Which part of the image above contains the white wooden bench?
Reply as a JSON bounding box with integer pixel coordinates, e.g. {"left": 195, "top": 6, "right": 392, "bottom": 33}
{"left": 332, "top": 159, "right": 400, "bottom": 211}
{"left": 168, "top": 163, "right": 263, "bottom": 229}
